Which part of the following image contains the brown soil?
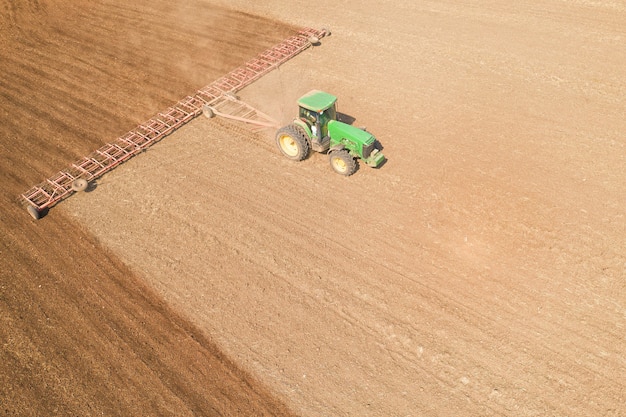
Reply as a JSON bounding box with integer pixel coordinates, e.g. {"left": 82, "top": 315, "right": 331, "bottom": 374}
{"left": 3, "top": 0, "right": 626, "bottom": 416}
{"left": 0, "top": 1, "right": 296, "bottom": 415}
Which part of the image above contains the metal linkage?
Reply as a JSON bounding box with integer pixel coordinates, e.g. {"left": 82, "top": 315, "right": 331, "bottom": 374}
{"left": 202, "top": 93, "right": 280, "bottom": 131}
{"left": 21, "top": 27, "right": 329, "bottom": 219}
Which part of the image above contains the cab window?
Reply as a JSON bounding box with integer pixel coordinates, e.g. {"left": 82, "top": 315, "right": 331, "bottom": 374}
{"left": 299, "top": 107, "right": 317, "bottom": 125}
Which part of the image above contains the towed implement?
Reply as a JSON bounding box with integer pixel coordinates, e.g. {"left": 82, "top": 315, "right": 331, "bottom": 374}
{"left": 21, "top": 28, "right": 329, "bottom": 219}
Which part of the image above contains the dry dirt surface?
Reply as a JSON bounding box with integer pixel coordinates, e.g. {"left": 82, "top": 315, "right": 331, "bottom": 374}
{"left": 1, "top": 1, "right": 297, "bottom": 415}
{"left": 3, "top": 0, "right": 625, "bottom": 416}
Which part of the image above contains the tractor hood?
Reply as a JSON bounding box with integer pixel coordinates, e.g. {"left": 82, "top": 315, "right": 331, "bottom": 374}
{"left": 328, "top": 120, "right": 376, "bottom": 146}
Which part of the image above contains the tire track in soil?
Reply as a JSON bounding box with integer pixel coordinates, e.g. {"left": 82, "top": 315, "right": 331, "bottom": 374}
{"left": 1, "top": 1, "right": 298, "bottom": 415}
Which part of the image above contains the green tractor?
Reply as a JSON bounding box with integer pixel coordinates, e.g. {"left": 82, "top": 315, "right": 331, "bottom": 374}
{"left": 275, "top": 90, "right": 385, "bottom": 176}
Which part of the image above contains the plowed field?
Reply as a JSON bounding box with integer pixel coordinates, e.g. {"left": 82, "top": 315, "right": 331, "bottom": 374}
{"left": 1, "top": 1, "right": 296, "bottom": 415}
{"left": 3, "top": 0, "right": 626, "bottom": 416}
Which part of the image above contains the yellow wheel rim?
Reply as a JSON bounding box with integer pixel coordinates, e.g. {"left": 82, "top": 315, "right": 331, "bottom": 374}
{"left": 279, "top": 134, "right": 299, "bottom": 157}
{"left": 332, "top": 156, "right": 347, "bottom": 172}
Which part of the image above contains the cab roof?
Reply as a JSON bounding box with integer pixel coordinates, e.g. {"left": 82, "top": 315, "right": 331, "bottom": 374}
{"left": 297, "top": 90, "right": 337, "bottom": 112}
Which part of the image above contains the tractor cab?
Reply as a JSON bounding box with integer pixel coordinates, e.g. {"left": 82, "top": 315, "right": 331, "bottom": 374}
{"left": 297, "top": 90, "right": 338, "bottom": 151}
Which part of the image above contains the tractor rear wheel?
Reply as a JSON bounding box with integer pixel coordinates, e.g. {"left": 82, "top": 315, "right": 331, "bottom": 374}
{"left": 329, "top": 150, "right": 357, "bottom": 176}
{"left": 276, "top": 125, "right": 310, "bottom": 161}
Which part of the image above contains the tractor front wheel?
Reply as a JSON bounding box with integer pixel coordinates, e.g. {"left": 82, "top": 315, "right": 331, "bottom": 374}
{"left": 329, "top": 150, "right": 357, "bottom": 176}
{"left": 276, "top": 125, "right": 310, "bottom": 161}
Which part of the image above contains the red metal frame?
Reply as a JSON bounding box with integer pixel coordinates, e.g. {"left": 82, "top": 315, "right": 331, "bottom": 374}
{"left": 204, "top": 93, "right": 280, "bottom": 131}
{"left": 21, "top": 27, "right": 328, "bottom": 216}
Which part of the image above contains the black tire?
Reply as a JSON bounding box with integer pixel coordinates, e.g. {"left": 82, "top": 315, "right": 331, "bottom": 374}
{"left": 329, "top": 150, "right": 357, "bottom": 176}
{"left": 71, "top": 178, "right": 89, "bottom": 192}
{"left": 275, "top": 125, "right": 310, "bottom": 161}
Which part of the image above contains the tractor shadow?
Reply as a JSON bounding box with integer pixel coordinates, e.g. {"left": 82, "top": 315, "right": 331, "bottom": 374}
{"left": 337, "top": 112, "right": 356, "bottom": 125}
